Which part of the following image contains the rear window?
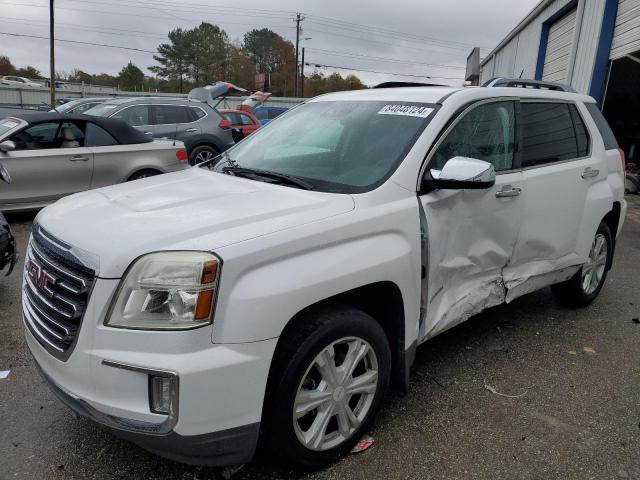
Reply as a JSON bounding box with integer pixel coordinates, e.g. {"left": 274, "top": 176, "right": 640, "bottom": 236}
{"left": 585, "top": 103, "right": 618, "bottom": 150}
{"left": 520, "top": 102, "right": 585, "bottom": 167}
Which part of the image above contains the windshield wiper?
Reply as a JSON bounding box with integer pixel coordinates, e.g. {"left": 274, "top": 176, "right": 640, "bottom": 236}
{"left": 222, "top": 166, "right": 314, "bottom": 190}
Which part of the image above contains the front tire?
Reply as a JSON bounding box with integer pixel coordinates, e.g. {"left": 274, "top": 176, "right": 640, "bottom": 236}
{"left": 262, "top": 304, "right": 391, "bottom": 470}
{"left": 551, "top": 222, "right": 613, "bottom": 307}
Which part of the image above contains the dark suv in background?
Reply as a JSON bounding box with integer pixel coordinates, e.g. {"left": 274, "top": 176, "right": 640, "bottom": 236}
{"left": 85, "top": 96, "right": 234, "bottom": 164}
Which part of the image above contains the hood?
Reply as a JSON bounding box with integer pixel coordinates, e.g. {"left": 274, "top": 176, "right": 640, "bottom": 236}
{"left": 37, "top": 168, "right": 354, "bottom": 278}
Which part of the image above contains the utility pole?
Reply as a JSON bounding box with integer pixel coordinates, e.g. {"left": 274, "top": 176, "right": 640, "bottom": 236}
{"left": 49, "top": 0, "right": 55, "bottom": 107}
{"left": 301, "top": 47, "right": 305, "bottom": 97}
{"left": 294, "top": 12, "right": 304, "bottom": 97}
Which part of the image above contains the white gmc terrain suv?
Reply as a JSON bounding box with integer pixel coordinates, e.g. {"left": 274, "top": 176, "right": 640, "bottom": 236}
{"left": 23, "top": 83, "right": 626, "bottom": 469}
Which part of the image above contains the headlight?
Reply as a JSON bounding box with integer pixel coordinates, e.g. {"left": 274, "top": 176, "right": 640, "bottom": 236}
{"left": 106, "top": 251, "right": 221, "bottom": 330}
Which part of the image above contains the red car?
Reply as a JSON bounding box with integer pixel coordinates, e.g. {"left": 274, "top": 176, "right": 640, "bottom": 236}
{"left": 219, "top": 109, "right": 261, "bottom": 140}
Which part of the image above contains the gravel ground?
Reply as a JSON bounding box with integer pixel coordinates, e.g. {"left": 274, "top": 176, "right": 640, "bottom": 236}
{"left": 1, "top": 196, "right": 639, "bottom": 480}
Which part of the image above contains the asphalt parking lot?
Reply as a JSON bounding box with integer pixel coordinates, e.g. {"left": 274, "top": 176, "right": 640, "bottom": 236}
{"left": 1, "top": 196, "right": 639, "bottom": 480}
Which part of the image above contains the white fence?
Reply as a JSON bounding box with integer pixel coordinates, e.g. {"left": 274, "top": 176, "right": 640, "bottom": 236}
{"left": 0, "top": 84, "right": 304, "bottom": 110}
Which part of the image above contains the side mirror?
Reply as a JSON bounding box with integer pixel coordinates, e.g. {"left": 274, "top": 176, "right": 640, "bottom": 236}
{"left": 0, "top": 162, "right": 11, "bottom": 184}
{"left": 426, "top": 156, "right": 495, "bottom": 190}
{"left": 0, "top": 140, "right": 16, "bottom": 153}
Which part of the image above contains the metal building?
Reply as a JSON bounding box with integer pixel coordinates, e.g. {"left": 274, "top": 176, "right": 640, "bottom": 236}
{"left": 477, "top": 0, "right": 640, "bottom": 164}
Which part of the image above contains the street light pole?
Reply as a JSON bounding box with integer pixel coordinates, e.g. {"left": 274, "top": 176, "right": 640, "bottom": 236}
{"left": 294, "top": 13, "right": 304, "bottom": 97}
{"left": 49, "top": 0, "right": 55, "bottom": 107}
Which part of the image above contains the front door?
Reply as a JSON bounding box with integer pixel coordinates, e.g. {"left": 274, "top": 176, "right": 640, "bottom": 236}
{"left": 0, "top": 121, "right": 93, "bottom": 208}
{"left": 418, "top": 100, "right": 524, "bottom": 340}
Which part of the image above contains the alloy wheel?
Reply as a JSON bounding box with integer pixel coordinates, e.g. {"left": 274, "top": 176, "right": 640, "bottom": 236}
{"left": 293, "top": 337, "right": 378, "bottom": 451}
{"left": 581, "top": 233, "right": 608, "bottom": 295}
{"left": 195, "top": 150, "right": 216, "bottom": 163}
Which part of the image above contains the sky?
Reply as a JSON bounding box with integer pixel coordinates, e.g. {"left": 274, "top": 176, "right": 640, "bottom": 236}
{"left": 0, "top": 0, "right": 540, "bottom": 87}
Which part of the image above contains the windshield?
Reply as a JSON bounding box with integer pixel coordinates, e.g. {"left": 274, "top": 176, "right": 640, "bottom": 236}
{"left": 0, "top": 118, "right": 22, "bottom": 138}
{"left": 84, "top": 104, "right": 117, "bottom": 116}
{"left": 55, "top": 101, "right": 80, "bottom": 113}
{"left": 201, "top": 100, "right": 435, "bottom": 193}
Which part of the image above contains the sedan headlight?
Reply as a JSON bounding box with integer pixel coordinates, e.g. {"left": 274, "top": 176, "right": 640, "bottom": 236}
{"left": 106, "top": 251, "right": 221, "bottom": 330}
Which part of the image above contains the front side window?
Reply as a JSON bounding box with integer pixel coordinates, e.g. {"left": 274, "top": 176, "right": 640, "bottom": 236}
{"left": 112, "top": 105, "right": 150, "bottom": 126}
{"left": 520, "top": 102, "right": 583, "bottom": 167}
{"left": 203, "top": 100, "right": 435, "bottom": 193}
{"left": 432, "top": 101, "right": 515, "bottom": 172}
{"left": 11, "top": 122, "right": 60, "bottom": 150}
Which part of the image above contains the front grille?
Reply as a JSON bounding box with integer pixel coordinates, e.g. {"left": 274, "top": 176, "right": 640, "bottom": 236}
{"left": 23, "top": 227, "right": 95, "bottom": 360}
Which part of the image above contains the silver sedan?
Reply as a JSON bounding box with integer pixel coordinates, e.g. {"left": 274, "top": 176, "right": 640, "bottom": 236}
{"left": 0, "top": 113, "right": 191, "bottom": 212}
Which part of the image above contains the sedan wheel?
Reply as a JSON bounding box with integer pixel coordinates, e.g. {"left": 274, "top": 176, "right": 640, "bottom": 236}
{"left": 293, "top": 337, "right": 378, "bottom": 452}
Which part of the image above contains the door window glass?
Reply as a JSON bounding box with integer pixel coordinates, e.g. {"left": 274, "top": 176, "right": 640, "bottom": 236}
{"left": 189, "top": 107, "right": 207, "bottom": 120}
{"left": 112, "top": 105, "right": 150, "bottom": 126}
{"left": 240, "top": 114, "right": 254, "bottom": 126}
{"left": 11, "top": 122, "right": 60, "bottom": 150}
{"left": 569, "top": 104, "right": 589, "bottom": 157}
{"left": 521, "top": 102, "right": 581, "bottom": 167}
{"left": 85, "top": 122, "right": 118, "bottom": 146}
{"left": 152, "top": 105, "right": 190, "bottom": 125}
{"left": 432, "top": 101, "right": 515, "bottom": 171}
{"left": 222, "top": 112, "right": 242, "bottom": 125}
{"left": 58, "top": 121, "right": 85, "bottom": 148}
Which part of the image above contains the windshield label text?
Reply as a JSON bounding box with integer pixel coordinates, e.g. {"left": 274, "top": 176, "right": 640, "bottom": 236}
{"left": 378, "top": 105, "right": 433, "bottom": 118}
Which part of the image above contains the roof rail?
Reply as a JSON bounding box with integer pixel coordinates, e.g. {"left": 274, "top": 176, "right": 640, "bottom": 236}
{"left": 482, "top": 77, "right": 576, "bottom": 93}
{"left": 373, "top": 81, "right": 445, "bottom": 88}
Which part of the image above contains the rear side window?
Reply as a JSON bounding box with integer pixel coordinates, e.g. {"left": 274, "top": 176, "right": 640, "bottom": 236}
{"left": 585, "top": 103, "right": 618, "bottom": 150}
{"left": 569, "top": 104, "right": 589, "bottom": 157}
{"left": 112, "top": 105, "right": 150, "bottom": 126}
{"left": 152, "top": 105, "right": 190, "bottom": 125}
{"left": 521, "top": 102, "right": 583, "bottom": 167}
{"left": 85, "top": 122, "right": 118, "bottom": 147}
{"left": 188, "top": 107, "right": 206, "bottom": 121}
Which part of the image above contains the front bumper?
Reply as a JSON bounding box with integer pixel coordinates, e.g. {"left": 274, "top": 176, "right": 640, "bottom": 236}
{"left": 25, "top": 277, "right": 278, "bottom": 466}
{"left": 37, "top": 362, "right": 259, "bottom": 466}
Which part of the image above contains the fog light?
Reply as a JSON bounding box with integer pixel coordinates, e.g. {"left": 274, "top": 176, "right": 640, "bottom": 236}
{"left": 149, "top": 375, "right": 175, "bottom": 414}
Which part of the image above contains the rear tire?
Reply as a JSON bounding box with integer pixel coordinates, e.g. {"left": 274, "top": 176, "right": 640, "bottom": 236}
{"left": 262, "top": 304, "right": 391, "bottom": 470}
{"left": 551, "top": 222, "right": 613, "bottom": 307}
{"left": 127, "top": 169, "right": 161, "bottom": 181}
{"left": 189, "top": 145, "right": 219, "bottom": 165}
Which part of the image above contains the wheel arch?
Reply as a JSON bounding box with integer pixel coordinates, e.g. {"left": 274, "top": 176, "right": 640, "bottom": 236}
{"left": 271, "top": 281, "right": 409, "bottom": 394}
{"left": 125, "top": 167, "right": 163, "bottom": 182}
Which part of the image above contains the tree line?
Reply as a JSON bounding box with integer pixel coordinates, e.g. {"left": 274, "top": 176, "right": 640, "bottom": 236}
{"left": 0, "top": 24, "right": 367, "bottom": 97}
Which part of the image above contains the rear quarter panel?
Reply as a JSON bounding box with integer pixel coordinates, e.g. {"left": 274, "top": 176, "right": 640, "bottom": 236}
{"left": 89, "top": 142, "right": 187, "bottom": 187}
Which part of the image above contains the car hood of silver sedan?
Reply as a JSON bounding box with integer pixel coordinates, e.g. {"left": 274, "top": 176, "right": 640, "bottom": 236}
{"left": 36, "top": 167, "right": 355, "bottom": 278}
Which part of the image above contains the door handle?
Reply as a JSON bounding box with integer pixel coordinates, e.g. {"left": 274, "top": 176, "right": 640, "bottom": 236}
{"left": 69, "top": 155, "right": 90, "bottom": 162}
{"left": 495, "top": 185, "right": 521, "bottom": 198}
{"left": 185, "top": 128, "right": 198, "bottom": 133}
{"left": 581, "top": 167, "right": 599, "bottom": 179}
{"left": 144, "top": 131, "right": 153, "bottom": 136}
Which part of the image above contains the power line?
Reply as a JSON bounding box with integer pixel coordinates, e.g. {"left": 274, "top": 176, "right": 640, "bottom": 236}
{"left": 0, "top": 31, "right": 157, "bottom": 53}
{"left": 306, "top": 47, "right": 465, "bottom": 70}
{"left": 306, "top": 61, "right": 463, "bottom": 81}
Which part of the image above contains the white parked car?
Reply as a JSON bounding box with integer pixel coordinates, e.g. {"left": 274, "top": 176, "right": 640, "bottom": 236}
{"left": 23, "top": 82, "right": 626, "bottom": 469}
{"left": 0, "top": 76, "right": 42, "bottom": 88}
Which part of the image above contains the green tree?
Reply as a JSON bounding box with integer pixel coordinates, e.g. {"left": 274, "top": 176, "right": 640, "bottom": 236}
{"left": 68, "top": 68, "right": 93, "bottom": 84}
{"left": 118, "top": 61, "right": 145, "bottom": 91}
{"left": 184, "top": 22, "right": 230, "bottom": 85}
{"left": 149, "top": 27, "right": 190, "bottom": 92}
{"left": 15, "top": 66, "right": 41, "bottom": 79}
{"left": 243, "top": 29, "right": 295, "bottom": 95}
{"left": 0, "top": 56, "right": 16, "bottom": 76}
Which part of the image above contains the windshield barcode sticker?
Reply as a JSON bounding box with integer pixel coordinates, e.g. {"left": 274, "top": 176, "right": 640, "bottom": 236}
{"left": 378, "top": 105, "right": 433, "bottom": 118}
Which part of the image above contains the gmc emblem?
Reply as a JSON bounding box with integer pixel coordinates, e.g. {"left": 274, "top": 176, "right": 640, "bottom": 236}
{"left": 26, "top": 258, "right": 56, "bottom": 299}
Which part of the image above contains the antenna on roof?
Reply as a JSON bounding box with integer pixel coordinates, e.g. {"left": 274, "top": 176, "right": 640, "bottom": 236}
{"left": 172, "top": 122, "right": 178, "bottom": 146}
{"left": 519, "top": 69, "right": 524, "bottom": 79}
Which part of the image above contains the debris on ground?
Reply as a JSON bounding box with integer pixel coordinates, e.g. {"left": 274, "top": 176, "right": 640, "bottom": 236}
{"left": 583, "top": 346, "right": 596, "bottom": 354}
{"left": 632, "top": 318, "right": 639, "bottom": 324}
{"left": 567, "top": 350, "right": 578, "bottom": 355}
{"left": 351, "top": 435, "right": 375, "bottom": 453}
{"left": 218, "top": 465, "right": 244, "bottom": 480}
{"left": 0, "top": 370, "right": 9, "bottom": 379}
{"left": 483, "top": 380, "right": 527, "bottom": 398}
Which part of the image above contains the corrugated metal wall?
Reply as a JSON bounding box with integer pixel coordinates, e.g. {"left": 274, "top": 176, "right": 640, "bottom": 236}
{"left": 542, "top": 8, "right": 577, "bottom": 82}
{"left": 479, "top": 0, "right": 612, "bottom": 95}
{"left": 610, "top": 0, "right": 640, "bottom": 58}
